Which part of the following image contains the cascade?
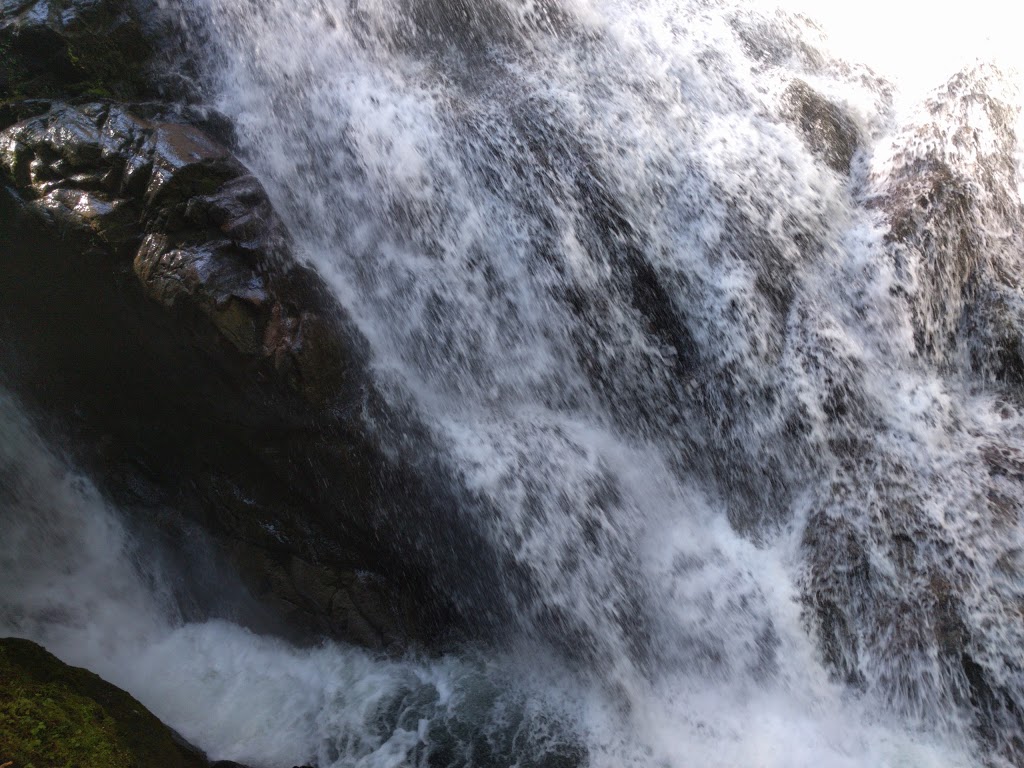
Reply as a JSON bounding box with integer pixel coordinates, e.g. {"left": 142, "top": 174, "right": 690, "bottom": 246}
{"left": 4, "top": 0, "right": 1024, "bottom": 765}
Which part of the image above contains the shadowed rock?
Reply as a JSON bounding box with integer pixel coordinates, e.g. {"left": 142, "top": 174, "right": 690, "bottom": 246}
{"left": 0, "top": 100, "right": 511, "bottom": 649}
{"left": 0, "top": 0, "right": 152, "bottom": 105}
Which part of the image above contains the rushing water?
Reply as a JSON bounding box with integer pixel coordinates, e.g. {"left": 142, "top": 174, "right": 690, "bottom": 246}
{"left": 4, "top": 0, "right": 1024, "bottom": 765}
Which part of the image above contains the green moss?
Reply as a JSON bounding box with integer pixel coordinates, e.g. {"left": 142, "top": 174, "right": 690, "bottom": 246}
{"left": 82, "top": 85, "right": 113, "bottom": 98}
{"left": 0, "top": 638, "right": 207, "bottom": 768}
{"left": 64, "top": 26, "right": 150, "bottom": 101}
{"left": 0, "top": 675, "right": 133, "bottom": 767}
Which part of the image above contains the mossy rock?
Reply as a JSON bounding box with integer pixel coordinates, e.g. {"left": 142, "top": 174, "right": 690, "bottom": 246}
{"left": 0, "top": 637, "right": 207, "bottom": 768}
{"left": 0, "top": 0, "right": 152, "bottom": 106}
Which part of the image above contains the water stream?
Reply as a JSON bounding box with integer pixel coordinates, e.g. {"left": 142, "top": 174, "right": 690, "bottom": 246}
{"left": 4, "top": 0, "right": 1024, "bottom": 765}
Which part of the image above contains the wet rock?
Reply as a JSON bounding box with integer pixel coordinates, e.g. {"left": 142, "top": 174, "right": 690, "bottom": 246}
{"left": 803, "top": 432, "right": 1024, "bottom": 764}
{"left": 0, "top": 102, "right": 489, "bottom": 649}
{"left": 729, "top": 11, "right": 828, "bottom": 72}
{"left": 0, "top": 102, "right": 361, "bottom": 409}
{"left": 782, "top": 79, "right": 859, "bottom": 174}
{"left": 869, "top": 64, "right": 1024, "bottom": 377}
{"left": 0, "top": 636, "right": 207, "bottom": 768}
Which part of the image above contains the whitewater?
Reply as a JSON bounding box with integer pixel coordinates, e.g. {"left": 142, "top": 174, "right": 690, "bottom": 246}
{"left": 3, "top": 0, "right": 1024, "bottom": 766}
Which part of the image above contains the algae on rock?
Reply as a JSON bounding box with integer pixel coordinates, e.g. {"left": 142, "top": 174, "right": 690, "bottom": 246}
{"left": 0, "top": 637, "right": 207, "bottom": 768}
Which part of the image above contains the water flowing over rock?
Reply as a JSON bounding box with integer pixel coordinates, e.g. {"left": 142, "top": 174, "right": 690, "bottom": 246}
{"left": 0, "top": 100, "right": 501, "bottom": 647}
{"left": 5, "top": 0, "right": 1024, "bottom": 766}
{"left": 801, "top": 64, "right": 1024, "bottom": 763}
{"left": 871, "top": 66, "right": 1024, "bottom": 381}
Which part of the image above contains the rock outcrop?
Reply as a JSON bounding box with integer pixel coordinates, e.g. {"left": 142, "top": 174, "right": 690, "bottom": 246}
{"left": 0, "top": 98, "right": 503, "bottom": 647}
{"left": 1, "top": 101, "right": 362, "bottom": 409}
{"left": 782, "top": 79, "right": 860, "bottom": 174}
{"left": 0, "top": 637, "right": 208, "bottom": 768}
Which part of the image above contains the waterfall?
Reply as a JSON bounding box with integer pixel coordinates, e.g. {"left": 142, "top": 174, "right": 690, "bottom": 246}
{"left": 4, "top": 0, "right": 1024, "bottom": 765}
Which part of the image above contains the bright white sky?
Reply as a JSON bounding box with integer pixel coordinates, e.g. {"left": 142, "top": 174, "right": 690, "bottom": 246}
{"left": 769, "top": 0, "right": 1024, "bottom": 100}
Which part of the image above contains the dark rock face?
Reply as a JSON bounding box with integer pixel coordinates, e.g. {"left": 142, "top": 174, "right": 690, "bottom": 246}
{"left": 782, "top": 79, "right": 859, "bottom": 174}
{"left": 0, "top": 0, "right": 152, "bottom": 104}
{"left": 0, "top": 101, "right": 440, "bottom": 647}
{"left": 0, "top": 636, "right": 208, "bottom": 768}
{"left": 1, "top": 102, "right": 363, "bottom": 408}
